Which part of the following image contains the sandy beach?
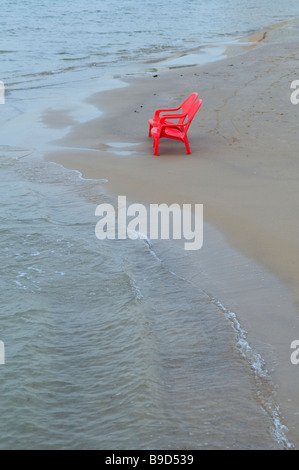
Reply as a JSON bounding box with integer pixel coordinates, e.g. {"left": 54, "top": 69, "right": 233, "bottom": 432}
{"left": 43, "top": 31, "right": 299, "bottom": 447}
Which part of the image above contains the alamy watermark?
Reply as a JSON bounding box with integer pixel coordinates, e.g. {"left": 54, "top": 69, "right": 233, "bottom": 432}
{"left": 290, "top": 340, "right": 299, "bottom": 365}
{"left": 290, "top": 80, "right": 299, "bottom": 105}
{"left": 0, "top": 341, "right": 5, "bottom": 365}
{"left": 95, "top": 196, "right": 203, "bottom": 250}
{"left": 0, "top": 81, "right": 5, "bottom": 104}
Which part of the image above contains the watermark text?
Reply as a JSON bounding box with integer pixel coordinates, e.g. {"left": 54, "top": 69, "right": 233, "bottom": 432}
{"left": 290, "top": 340, "right": 299, "bottom": 365}
{"left": 95, "top": 196, "right": 203, "bottom": 250}
{"left": 290, "top": 80, "right": 299, "bottom": 105}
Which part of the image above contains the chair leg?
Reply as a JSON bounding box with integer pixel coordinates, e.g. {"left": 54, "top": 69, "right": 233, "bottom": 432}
{"left": 154, "top": 137, "right": 160, "bottom": 156}
{"left": 184, "top": 137, "right": 191, "bottom": 154}
{"left": 148, "top": 125, "right": 152, "bottom": 137}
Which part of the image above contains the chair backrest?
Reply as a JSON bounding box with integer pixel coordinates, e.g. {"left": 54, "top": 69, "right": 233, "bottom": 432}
{"left": 179, "top": 92, "right": 199, "bottom": 124}
{"left": 182, "top": 99, "right": 202, "bottom": 135}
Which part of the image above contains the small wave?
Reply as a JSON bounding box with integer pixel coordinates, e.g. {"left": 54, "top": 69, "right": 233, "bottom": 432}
{"left": 211, "top": 297, "right": 294, "bottom": 450}
{"left": 143, "top": 236, "right": 294, "bottom": 450}
{"left": 128, "top": 277, "right": 144, "bottom": 302}
{"left": 61, "top": 56, "right": 91, "bottom": 61}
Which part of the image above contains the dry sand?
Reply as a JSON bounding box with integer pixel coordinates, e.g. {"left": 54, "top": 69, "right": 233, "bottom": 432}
{"left": 44, "top": 36, "right": 299, "bottom": 447}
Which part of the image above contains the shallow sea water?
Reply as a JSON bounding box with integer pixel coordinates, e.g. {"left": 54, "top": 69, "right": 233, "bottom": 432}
{"left": 2, "top": 0, "right": 299, "bottom": 92}
{"left": 0, "top": 151, "right": 292, "bottom": 449}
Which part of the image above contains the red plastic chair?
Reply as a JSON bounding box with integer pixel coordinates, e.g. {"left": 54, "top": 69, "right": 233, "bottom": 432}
{"left": 151, "top": 99, "right": 202, "bottom": 155}
{"left": 148, "top": 92, "right": 199, "bottom": 137}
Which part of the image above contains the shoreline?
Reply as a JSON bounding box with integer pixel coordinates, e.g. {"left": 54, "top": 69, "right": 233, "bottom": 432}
{"left": 44, "top": 35, "right": 299, "bottom": 304}
{"left": 42, "top": 32, "right": 299, "bottom": 447}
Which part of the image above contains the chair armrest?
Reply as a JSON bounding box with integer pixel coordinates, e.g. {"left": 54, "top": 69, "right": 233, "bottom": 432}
{"left": 153, "top": 106, "right": 182, "bottom": 120}
{"left": 159, "top": 113, "right": 186, "bottom": 124}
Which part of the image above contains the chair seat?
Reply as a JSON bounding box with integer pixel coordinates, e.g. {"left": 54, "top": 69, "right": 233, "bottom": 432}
{"left": 162, "top": 127, "right": 184, "bottom": 139}
{"left": 149, "top": 118, "right": 179, "bottom": 129}
{"left": 151, "top": 126, "right": 183, "bottom": 140}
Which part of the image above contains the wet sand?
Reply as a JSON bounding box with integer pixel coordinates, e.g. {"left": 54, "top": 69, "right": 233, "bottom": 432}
{"left": 44, "top": 35, "right": 299, "bottom": 447}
